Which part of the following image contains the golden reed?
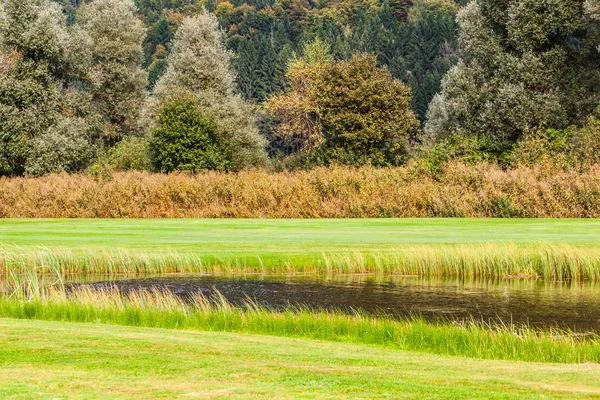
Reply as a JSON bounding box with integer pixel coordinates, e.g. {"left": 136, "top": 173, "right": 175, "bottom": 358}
{"left": 1, "top": 162, "right": 600, "bottom": 218}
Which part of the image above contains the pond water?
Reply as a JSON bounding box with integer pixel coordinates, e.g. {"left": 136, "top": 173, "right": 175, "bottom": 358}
{"left": 83, "top": 274, "right": 600, "bottom": 332}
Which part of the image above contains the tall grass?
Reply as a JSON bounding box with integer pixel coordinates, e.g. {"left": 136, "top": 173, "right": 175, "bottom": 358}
{"left": 1, "top": 285, "right": 599, "bottom": 364}
{"left": 3, "top": 243, "right": 600, "bottom": 280}
{"left": 2, "top": 162, "right": 600, "bottom": 218}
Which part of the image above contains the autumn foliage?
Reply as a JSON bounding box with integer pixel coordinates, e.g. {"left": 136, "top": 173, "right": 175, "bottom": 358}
{"left": 266, "top": 41, "right": 419, "bottom": 167}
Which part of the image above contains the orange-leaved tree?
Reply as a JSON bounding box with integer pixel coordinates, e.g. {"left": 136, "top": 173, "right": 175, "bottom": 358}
{"left": 266, "top": 39, "right": 420, "bottom": 167}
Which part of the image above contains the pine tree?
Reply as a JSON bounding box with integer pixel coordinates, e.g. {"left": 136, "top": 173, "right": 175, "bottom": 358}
{"left": 143, "top": 17, "right": 173, "bottom": 68}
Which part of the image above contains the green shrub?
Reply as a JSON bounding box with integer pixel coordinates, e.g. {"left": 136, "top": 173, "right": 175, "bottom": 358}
{"left": 25, "top": 117, "right": 95, "bottom": 176}
{"left": 149, "top": 97, "right": 230, "bottom": 172}
{"left": 511, "top": 127, "right": 573, "bottom": 169}
{"left": 91, "top": 136, "right": 152, "bottom": 177}
{"left": 420, "top": 134, "right": 496, "bottom": 177}
{"left": 570, "top": 115, "right": 600, "bottom": 168}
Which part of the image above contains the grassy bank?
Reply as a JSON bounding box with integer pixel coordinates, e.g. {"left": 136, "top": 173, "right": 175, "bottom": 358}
{"left": 2, "top": 163, "right": 600, "bottom": 218}
{"left": 1, "top": 287, "right": 600, "bottom": 364}
{"left": 2, "top": 319, "right": 600, "bottom": 399}
{"left": 2, "top": 219, "right": 600, "bottom": 279}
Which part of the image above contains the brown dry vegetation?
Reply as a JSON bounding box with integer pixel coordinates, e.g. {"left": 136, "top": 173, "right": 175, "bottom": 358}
{"left": 1, "top": 163, "right": 600, "bottom": 218}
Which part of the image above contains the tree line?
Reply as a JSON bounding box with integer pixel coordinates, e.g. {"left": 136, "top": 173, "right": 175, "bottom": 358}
{"left": 0, "top": 0, "right": 599, "bottom": 177}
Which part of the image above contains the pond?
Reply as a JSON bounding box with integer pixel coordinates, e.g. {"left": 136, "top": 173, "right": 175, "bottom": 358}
{"left": 82, "top": 274, "right": 600, "bottom": 332}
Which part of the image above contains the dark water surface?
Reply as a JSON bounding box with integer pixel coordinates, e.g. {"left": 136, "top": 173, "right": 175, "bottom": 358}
{"left": 85, "top": 274, "right": 600, "bottom": 332}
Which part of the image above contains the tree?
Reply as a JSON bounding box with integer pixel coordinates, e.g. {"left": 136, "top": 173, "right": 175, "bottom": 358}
{"left": 143, "top": 16, "right": 173, "bottom": 69}
{"left": 266, "top": 40, "right": 420, "bottom": 166}
{"left": 77, "top": 0, "right": 147, "bottom": 142}
{"left": 150, "top": 95, "right": 230, "bottom": 172}
{"left": 0, "top": 0, "right": 72, "bottom": 175}
{"left": 152, "top": 13, "right": 267, "bottom": 170}
{"left": 425, "top": 0, "right": 600, "bottom": 157}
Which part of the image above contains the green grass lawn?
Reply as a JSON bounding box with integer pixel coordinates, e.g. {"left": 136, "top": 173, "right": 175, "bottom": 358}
{"left": 1, "top": 318, "right": 599, "bottom": 399}
{"left": 2, "top": 220, "right": 600, "bottom": 397}
{"left": 2, "top": 218, "right": 600, "bottom": 278}
{"left": 1, "top": 218, "right": 600, "bottom": 252}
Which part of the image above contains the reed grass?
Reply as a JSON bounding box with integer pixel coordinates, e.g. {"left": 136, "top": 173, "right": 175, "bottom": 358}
{"left": 2, "top": 243, "right": 600, "bottom": 280}
{"left": 1, "top": 285, "right": 599, "bottom": 364}
{"left": 2, "top": 162, "right": 600, "bottom": 218}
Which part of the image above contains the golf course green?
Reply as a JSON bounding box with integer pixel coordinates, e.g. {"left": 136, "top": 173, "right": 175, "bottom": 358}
{"left": 1, "top": 218, "right": 599, "bottom": 251}
{"left": 2, "top": 218, "right": 600, "bottom": 398}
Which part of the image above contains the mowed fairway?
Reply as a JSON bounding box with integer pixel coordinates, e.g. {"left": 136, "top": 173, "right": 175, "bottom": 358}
{"left": 1, "top": 218, "right": 600, "bottom": 253}
{"left": 3, "top": 218, "right": 600, "bottom": 277}
{"left": 1, "top": 318, "right": 600, "bottom": 399}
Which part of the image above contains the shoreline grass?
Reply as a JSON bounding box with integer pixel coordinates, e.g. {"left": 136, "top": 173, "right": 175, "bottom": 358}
{"left": 3, "top": 319, "right": 600, "bottom": 399}
{"left": 3, "top": 219, "right": 600, "bottom": 280}
{"left": 3, "top": 243, "right": 600, "bottom": 280}
{"left": 1, "top": 286, "right": 599, "bottom": 364}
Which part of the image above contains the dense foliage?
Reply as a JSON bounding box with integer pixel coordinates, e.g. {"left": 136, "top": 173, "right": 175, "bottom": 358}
{"left": 0, "top": 0, "right": 85, "bottom": 176}
{"left": 78, "top": 0, "right": 148, "bottom": 142}
{"left": 0, "top": 0, "right": 598, "bottom": 176}
{"left": 267, "top": 40, "right": 419, "bottom": 166}
{"left": 425, "top": 0, "right": 600, "bottom": 158}
{"left": 150, "top": 96, "right": 229, "bottom": 172}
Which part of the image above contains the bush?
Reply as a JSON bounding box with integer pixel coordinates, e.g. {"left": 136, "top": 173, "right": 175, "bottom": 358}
{"left": 570, "top": 115, "right": 600, "bottom": 168}
{"left": 25, "top": 117, "right": 95, "bottom": 176}
{"left": 511, "top": 128, "right": 573, "bottom": 169}
{"left": 419, "top": 134, "right": 496, "bottom": 177}
{"left": 149, "top": 96, "right": 229, "bottom": 172}
{"left": 91, "top": 136, "right": 152, "bottom": 177}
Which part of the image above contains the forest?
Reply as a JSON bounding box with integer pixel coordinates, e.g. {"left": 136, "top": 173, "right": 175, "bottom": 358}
{"left": 0, "top": 0, "right": 599, "bottom": 177}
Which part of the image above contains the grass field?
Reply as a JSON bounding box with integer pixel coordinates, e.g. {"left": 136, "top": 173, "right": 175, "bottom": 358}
{"left": 2, "top": 219, "right": 600, "bottom": 279}
{"left": 3, "top": 286, "right": 600, "bottom": 364}
{"left": 1, "top": 318, "right": 600, "bottom": 399}
{"left": 3, "top": 218, "right": 600, "bottom": 249}
{"left": 2, "top": 218, "right": 600, "bottom": 397}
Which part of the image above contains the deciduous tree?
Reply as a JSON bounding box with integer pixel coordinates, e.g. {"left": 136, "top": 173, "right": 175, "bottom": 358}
{"left": 267, "top": 40, "right": 420, "bottom": 166}
{"left": 78, "top": 0, "right": 147, "bottom": 141}
{"left": 425, "top": 0, "right": 600, "bottom": 157}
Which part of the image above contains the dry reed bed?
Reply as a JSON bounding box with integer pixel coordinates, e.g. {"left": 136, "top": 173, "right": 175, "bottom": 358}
{"left": 1, "top": 163, "right": 600, "bottom": 218}
{"left": 2, "top": 243, "right": 600, "bottom": 280}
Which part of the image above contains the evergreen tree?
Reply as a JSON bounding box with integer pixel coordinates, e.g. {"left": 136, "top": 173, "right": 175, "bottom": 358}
{"left": 143, "top": 16, "right": 173, "bottom": 68}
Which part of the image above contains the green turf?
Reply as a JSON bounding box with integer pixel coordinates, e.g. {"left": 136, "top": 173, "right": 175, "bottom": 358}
{"left": 1, "top": 318, "right": 599, "bottom": 399}
{"left": 3, "top": 219, "right": 600, "bottom": 278}
{"left": 1, "top": 218, "right": 599, "bottom": 253}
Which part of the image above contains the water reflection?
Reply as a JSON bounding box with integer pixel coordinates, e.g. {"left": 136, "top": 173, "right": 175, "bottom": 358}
{"left": 82, "top": 274, "right": 600, "bottom": 332}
